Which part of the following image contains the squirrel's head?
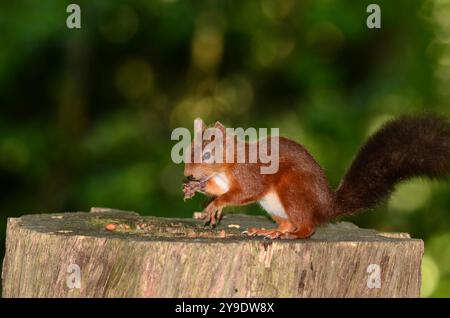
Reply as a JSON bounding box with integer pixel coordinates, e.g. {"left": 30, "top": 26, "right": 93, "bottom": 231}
{"left": 184, "top": 118, "right": 230, "bottom": 181}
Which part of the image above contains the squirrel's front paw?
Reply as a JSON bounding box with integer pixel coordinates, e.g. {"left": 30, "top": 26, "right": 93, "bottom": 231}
{"left": 203, "top": 212, "right": 218, "bottom": 228}
{"left": 182, "top": 179, "right": 206, "bottom": 200}
{"left": 203, "top": 205, "right": 220, "bottom": 228}
{"left": 191, "top": 208, "right": 218, "bottom": 227}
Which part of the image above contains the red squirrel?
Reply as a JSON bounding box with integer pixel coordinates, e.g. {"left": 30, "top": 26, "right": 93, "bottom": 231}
{"left": 183, "top": 114, "right": 450, "bottom": 239}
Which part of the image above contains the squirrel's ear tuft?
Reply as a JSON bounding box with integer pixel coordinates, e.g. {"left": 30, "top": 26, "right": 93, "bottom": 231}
{"left": 194, "top": 118, "right": 207, "bottom": 132}
{"left": 214, "top": 121, "right": 226, "bottom": 134}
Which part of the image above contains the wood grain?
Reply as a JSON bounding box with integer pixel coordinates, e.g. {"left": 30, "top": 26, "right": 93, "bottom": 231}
{"left": 1, "top": 208, "right": 423, "bottom": 297}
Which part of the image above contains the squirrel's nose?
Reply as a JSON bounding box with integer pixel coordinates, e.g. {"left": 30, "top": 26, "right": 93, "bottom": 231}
{"left": 184, "top": 165, "right": 193, "bottom": 177}
{"left": 183, "top": 175, "right": 195, "bottom": 183}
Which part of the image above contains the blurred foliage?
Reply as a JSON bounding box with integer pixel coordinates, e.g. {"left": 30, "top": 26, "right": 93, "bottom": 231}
{"left": 1, "top": 0, "right": 450, "bottom": 297}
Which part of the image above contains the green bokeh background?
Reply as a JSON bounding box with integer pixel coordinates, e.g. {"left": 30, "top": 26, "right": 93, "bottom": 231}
{"left": 1, "top": 0, "right": 449, "bottom": 297}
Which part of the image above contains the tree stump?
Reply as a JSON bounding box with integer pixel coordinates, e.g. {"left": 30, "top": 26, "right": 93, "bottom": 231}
{"left": 2, "top": 208, "right": 423, "bottom": 297}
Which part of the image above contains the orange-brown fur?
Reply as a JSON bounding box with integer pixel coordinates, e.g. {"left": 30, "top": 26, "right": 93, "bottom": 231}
{"left": 184, "top": 120, "right": 332, "bottom": 239}
{"left": 184, "top": 116, "right": 450, "bottom": 239}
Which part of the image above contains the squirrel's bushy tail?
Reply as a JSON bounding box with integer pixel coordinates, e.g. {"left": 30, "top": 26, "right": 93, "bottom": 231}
{"left": 333, "top": 114, "right": 450, "bottom": 217}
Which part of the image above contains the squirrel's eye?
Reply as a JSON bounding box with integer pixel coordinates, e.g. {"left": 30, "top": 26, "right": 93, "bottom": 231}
{"left": 202, "top": 151, "right": 211, "bottom": 161}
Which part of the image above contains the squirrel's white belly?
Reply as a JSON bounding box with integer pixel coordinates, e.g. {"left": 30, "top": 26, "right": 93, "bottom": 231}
{"left": 259, "top": 192, "right": 288, "bottom": 219}
{"left": 206, "top": 172, "right": 230, "bottom": 196}
{"left": 212, "top": 173, "right": 230, "bottom": 192}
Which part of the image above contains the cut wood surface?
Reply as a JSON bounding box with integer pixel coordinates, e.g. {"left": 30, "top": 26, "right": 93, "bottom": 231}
{"left": 2, "top": 208, "right": 423, "bottom": 297}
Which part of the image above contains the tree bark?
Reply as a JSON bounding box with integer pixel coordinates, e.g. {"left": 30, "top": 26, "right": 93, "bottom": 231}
{"left": 2, "top": 208, "right": 423, "bottom": 297}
